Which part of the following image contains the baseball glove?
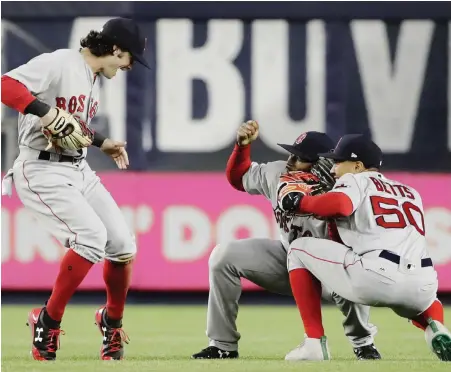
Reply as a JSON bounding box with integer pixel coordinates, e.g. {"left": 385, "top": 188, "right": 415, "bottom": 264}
{"left": 277, "top": 170, "right": 321, "bottom": 205}
{"left": 41, "top": 108, "right": 93, "bottom": 150}
{"left": 310, "top": 157, "right": 336, "bottom": 192}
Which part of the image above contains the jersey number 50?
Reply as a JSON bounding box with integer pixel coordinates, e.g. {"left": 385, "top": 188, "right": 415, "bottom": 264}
{"left": 370, "top": 196, "right": 425, "bottom": 236}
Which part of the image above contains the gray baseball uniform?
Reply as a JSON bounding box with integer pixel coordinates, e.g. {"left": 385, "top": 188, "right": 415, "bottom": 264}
{"left": 287, "top": 172, "right": 438, "bottom": 319}
{"left": 206, "top": 160, "right": 377, "bottom": 352}
{"left": 2, "top": 49, "right": 136, "bottom": 264}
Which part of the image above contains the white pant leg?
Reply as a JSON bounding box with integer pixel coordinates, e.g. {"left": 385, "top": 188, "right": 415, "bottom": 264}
{"left": 13, "top": 160, "right": 107, "bottom": 263}
{"left": 287, "top": 237, "right": 364, "bottom": 304}
{"left": 288, "top": 237, "right": 439, "bottom": 319}
{"left": 82, "top": 166, "right": 136, "bottom": 263}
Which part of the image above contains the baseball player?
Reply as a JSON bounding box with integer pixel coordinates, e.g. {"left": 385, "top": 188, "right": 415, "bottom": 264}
{"left": 278, "top": 134, "right": 451, "bottom": 361}
{"left": 192, "top": 121, "right": 381, "bottom": 360}
{"left": 1, "top": 18, "right": 150, "bottom": 361}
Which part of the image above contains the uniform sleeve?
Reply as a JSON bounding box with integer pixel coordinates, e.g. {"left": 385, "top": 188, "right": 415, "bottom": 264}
{"left": 329, "top": 173, "right": 363, "bottom": 213}
{"left": 242, "top": 161, "right": 284, "bottom": 199}
{"left": 5, "top": 52, "right": 59, "bottom": 95}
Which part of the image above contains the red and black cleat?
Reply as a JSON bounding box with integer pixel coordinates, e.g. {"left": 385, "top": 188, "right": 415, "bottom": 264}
{"left": 26, "top": 307, "right": 64, "bottom": 361}
{"left": 95, "top": 306, "right": 130, "bottom": 360}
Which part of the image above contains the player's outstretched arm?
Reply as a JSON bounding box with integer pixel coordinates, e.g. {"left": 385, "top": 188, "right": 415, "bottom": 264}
{"left": 299, "top": 193, "right": 353, "bottom": 217}
{"left": 226, "top": 120, "right": 259, "bottom": 191}
{"left": 278, "top": 187, "right": 353, "bottom": 218}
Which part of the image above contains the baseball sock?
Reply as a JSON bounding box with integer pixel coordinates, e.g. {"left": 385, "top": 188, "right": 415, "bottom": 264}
{"left": 411, "top": 299, "right": 444, "bottom": 330}
{"left": 103, "top": 260, "right": 133, "bottom": 324}
{"left": 289, "top": 268, "right": 325, "bottom": 339}
{"left": 46, "top": 249, "right": 94, "bottom": 323}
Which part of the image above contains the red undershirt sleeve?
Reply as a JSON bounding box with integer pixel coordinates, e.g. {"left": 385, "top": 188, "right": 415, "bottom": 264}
{"left": 1, "top": 75, "right": 37, "bottom": 114}
{"left": 298, "top": 192, "right": 354, "bottom": 217}
{"left": 225, "top": 143, "right": 252, "bottom": 191}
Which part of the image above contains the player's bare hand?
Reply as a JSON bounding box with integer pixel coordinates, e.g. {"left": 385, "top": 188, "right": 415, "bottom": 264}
{"left": 100, "top": 139, "right": 129, "bottom": 170}
{"left": 237, "top": 120, "right": 259, "bottom": 146}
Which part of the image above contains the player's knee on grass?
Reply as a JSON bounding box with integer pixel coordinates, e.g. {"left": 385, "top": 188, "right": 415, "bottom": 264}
{"left": 69, "top": 223, "right": 108, "bottom": 263}
{"left": 104, "top": 233, "right": 137, "bottom": 264}
{"left": 208, "top": 243, "right": 241, "bottom": 277}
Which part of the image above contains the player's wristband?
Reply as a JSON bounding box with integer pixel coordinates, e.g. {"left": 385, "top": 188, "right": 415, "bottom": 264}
{"left": 24, "top": 98, "right": 51, "bottom": 118}
{"left": 92, "top": 131, "right": 107, "bottom": 147}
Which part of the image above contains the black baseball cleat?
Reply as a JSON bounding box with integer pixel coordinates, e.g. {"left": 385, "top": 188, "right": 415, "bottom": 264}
{"left": 95, "top": 306, "right": 130, "bottom": 360}
{"left": 191, "top": 346, "right": 239, "bottom": 359}
{"left": 26, "top": 307, "right": 65, "bottom": 361}
{"left": 354, "top": 343, "right": 382, "bottom": 360}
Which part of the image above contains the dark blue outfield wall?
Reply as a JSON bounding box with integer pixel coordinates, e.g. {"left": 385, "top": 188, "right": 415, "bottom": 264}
{"left": 2, "top": 2, "right": 450, "bottom": 172}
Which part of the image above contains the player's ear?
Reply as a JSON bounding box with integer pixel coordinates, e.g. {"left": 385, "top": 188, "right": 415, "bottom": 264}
{"left": 112, "top": 46, "right": 121, "bottom": 56}
{"left": 355, "top": 161, "right": 365, "bottom": 173}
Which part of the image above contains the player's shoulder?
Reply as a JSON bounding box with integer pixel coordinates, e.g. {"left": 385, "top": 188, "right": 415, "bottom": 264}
{"left": 334, "top": 172, "right": 359, "bottom": 186}
{"left": 249, "top": 160, "right": 287, "bottom": 182}
{"left": 378, "top": 174, "right": 422, "bottom": 198}
{"left": 250, "top": 160, "right": 286, "bottom": 174}
{"left": 267, "top": 160, "right": 287, "bottom": 172}
{"left": 50, "top": 49, "right": 81, "bottom": 60}
{"left": 26, "top": 49, "right": 77, "bottom": 64}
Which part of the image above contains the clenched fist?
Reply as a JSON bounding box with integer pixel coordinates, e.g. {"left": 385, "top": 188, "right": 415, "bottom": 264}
{"left": 237, "top": 120, "right": 259, "bottom": 146}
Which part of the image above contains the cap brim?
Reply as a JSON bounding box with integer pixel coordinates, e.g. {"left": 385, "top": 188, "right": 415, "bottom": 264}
{"left": 277, "top": 143, "right": 315, "bottom": 162}
{"left": 317, "top": 152, "right": 349, "bottom": 161}
{"left": 278, "top": 143, "right": 296, "bottom": 153}
{"left": 133, "top": 53, "right": 151, "bottom": 69}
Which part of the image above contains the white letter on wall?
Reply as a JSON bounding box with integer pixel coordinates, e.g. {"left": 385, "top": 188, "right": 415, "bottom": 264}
{"left": 157, "top": 19, "right": 244, "bottom": 152}
{"left": 352, "top": 20, "right": 434, "bottom": 152}
{"left": 252, "top": 20, "right": 326, "bottom": 151}
{"left": 163, "top": 206, "right": 212, "bottom": 262}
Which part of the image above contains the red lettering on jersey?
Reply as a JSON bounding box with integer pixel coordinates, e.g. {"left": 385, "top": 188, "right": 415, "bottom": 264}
{"left": 273, "top": 207, "right": 290, "bottom": 233}
{"left": 89, "top": 101, "right": 99, "bottom": 119}
{"left": 380, "top": 180, "right": 392, "bottom": 195}
{"left": 370, "top": 196, "right": 425, "bottom": 236}
{"left": 387, "top": 183, "right": 397, "bottom": 195}
{"left": 291, "top": 225, "right": 312, "bottom": 240}
{"left": 55, "top": 97, "right": 66, "bottom": 110}
{"left": 393, "top": 184, "right": 406, "bottom": 197}
{"left": 68, "top": 96, "right": 77, "bottom": 114}
{"left": 77, "top": 95, "right": 86, "bottom": 113}
{"left": 369, "top": 177, "right": 384, "bottom": 192}
{"left": 401, "top": 186, "right": 415, "bottom": 200}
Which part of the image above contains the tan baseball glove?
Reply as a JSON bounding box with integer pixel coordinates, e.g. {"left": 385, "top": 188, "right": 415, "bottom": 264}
{"left": 41, "top": 108, "right": 93, "bottom": 150}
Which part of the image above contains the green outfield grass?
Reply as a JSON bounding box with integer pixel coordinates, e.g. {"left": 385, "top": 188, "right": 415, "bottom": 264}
{"left": 1, "top": 304, "right": 450, "bottom": 372}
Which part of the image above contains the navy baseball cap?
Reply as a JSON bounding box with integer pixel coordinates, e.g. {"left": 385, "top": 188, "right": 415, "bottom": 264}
{"left": 101, "top": 18, "right": 150, "bottom": 69}
{"left": 277, "top": 132, "right": 335, "bottom": 162}
{"left": 318, "top": 134, "right": 383, "bottom": 168}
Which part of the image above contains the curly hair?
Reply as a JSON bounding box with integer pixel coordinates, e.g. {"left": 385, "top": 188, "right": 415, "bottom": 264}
{"left": 80, "top": 31, "right": 116, "bottom": 57}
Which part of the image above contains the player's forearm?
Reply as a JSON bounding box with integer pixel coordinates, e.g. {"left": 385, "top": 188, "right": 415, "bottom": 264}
{"left": 226, "top": 143, "right": 252, "bottom": 191}
{"left": 298, "top": 192, "right": 353, "bottom": 217}
{"left": 1, "top": 75, "right": 51, "bottom": 117}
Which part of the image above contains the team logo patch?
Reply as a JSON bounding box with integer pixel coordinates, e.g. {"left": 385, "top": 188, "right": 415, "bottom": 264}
{"left": 294, "top": 132, "right": 307, "bottom": 144}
